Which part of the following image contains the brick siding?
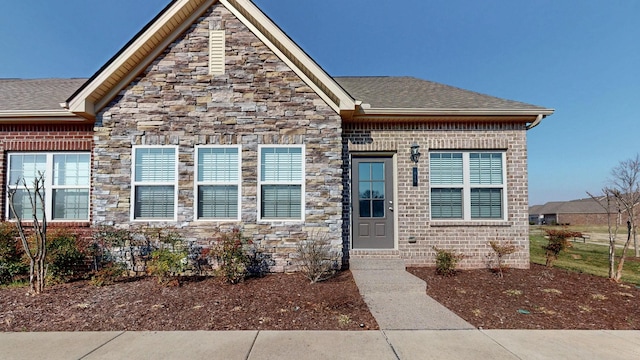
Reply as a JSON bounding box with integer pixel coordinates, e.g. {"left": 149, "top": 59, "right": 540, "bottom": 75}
{"left": 343, "top": 120, "right": 531, "bottom": 269}
{"left": 0, "top": 124, "right": 94, "bottom": 223}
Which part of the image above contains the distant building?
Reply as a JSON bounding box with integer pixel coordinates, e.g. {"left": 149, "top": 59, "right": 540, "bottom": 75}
{"left": 529, "top": 197, "right": 627, "bottom": 226}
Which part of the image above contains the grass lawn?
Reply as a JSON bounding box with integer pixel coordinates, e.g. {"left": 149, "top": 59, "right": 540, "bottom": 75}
{"left": 530, "top": 233, "right": 640, "bottom": 285}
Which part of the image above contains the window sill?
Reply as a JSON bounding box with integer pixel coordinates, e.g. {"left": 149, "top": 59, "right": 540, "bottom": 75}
{"left": 430, "top": 220, "right": 511, "bottom": 227}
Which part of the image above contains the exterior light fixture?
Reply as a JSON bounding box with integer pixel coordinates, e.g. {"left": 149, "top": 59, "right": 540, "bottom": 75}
{"left": 410, "top": 143, "right": 420, "bottom": 186}
{"left": 410, "top": 143, "right": 421, "bottom": 164}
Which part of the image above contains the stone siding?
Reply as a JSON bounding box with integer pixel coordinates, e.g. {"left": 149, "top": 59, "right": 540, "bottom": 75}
{"left": 343, "top": 121, "right": 530, "bottom": 269}
{"left": 94, "top": 4, "right": 343, "bottom": 272}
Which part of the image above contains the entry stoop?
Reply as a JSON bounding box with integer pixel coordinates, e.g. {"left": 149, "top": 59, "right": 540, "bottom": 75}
{"left": 348, "top": 257, "right": 406, "bottom": 271}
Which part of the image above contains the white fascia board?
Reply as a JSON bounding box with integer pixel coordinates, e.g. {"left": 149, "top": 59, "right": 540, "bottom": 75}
{"left": 0, "top": 110, "right": 87, "bottom": 122}
{"left": 222, "top": 0, "right": 356, "bottom": 114}
{"left": 355, "top": 107, "right": 555, "bottom": 117}
{"left": 67, "top": 0, "right": 215, "bottom": 116}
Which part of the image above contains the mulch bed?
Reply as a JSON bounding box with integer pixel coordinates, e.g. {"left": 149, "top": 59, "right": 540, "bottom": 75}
{"left": 408, "top": 263, "right": 640, "bottom": 330}
{"left": 0, "top": 270, "right": 377, "bottom": 331}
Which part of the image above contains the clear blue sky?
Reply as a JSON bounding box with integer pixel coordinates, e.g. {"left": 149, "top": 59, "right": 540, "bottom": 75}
{"left": 1, "top": 0, "right": 638, "bottom": 206}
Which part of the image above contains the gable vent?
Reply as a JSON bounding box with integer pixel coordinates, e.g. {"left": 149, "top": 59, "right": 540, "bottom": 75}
{"left": 209, "top": 30, "right": 225, "bottom": 75}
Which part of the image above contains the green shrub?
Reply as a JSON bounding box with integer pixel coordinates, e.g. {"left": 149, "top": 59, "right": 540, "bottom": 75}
{"left": 46, "top": 229, "right": 88, "bottom": 283}
{"left": 542, "top": 228, "right": 582, "bottom": 267}
{"left": 210, "top": 227, "right": 253, "bottom": 284}
{"left": 144, "top": 227, "right": 186, "bottom": 285}
{"left": 0, "top": 222, "right": 27, "bottom": 285}
{"left": 433, "top": 247, "right": 465, "bottom": 276}
{"left": 90, "top": 262, "right": 125, "bottom": 287}
{"left": 147, "top": 248, "right": 187, "bottom": 285}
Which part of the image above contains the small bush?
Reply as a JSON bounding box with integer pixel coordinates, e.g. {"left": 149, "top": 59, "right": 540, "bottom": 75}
{"left": 0, "top": 222, "right": 27, "bottom": 285}
{"left": 296, "top": 232, "right": 339, "bottom": 283}
{"left": 145, "top": 228, "right": 186, "bottom": 285}
{"left": 542, "top": 229, "right": 582, "bottom": 267}
{"left": 210, "top": 227, "right": 252, "bottom": 284}
{"left": 46, "top": 229, "right": 89, "bottom": 283}
{"left": 90, "top": 262, "right": 125, "bottom": 287}
{"left": 433, "top": 247, "right": 465, "bottom": 276}
{"left": 488, "top": 240, "right": 519, "bottom": 278}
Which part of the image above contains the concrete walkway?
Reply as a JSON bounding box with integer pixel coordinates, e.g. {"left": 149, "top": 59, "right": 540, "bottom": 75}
{"left": 350, "top": 258, "right": 473, "bottom": 330}
{"left": 1, "top": 330, "right": 639, "bottom": 359}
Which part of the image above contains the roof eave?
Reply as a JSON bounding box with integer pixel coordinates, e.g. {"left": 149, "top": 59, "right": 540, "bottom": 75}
{"left": 65, "top": 0, "right": 355, "bottom": 118}
{"left": 346, "top": 107, "right": 555, "bottom": 122}
{"left": 0, "top": 110, "right": 91, "bottom": 124}
{"left": 66, "top": 0, "right": 216, "bottom": 118}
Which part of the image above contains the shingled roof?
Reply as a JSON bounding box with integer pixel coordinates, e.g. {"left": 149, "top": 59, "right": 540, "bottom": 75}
{"left": 0, "top": 78, "right": 88, "bottom": 111}
{"left": 531, "top": 198, "right": 610, "bottom": 215}
{"left": 335, "top": 76, "right": 548, "bottom": 111}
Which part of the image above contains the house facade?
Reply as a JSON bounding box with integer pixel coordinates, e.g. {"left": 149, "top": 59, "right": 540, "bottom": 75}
{"left": 0, "top": 0, "right": 553, "bottom": 270}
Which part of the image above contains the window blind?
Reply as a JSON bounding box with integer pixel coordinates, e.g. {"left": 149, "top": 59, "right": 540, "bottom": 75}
{"left": 470, "top": 153, "right": 502, "bottom": 185}
{"left": 429, "top": 153, "right": 463, "bottom": 185}
{"left": 135, "top": 148, "right": 175, "bottom": 182}
{"left": 261, "top": 147, "right": 302, "bottom": 182}
{"left": 198, "top": 147, "right": 238, "bottom": 182}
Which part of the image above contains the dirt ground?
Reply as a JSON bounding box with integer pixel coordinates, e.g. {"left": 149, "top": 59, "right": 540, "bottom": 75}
{"left": 408, "top": 263, "right": 640, "bottom": 330}
{"left": 3, "top": 263, "right": 639, "bottom": 331}
{"left": 0, "top": 271, "right": 378, "bottom": 331}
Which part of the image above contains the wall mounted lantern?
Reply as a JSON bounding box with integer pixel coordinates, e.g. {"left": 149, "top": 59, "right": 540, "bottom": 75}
{"left": 410, "top": 143, "right": 420, "bottom": 186}
{"left": 410, "top": 143, "right": 421, "bottom": 164}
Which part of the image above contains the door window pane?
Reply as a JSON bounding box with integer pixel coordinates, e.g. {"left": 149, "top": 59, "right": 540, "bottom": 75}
{"left": 358, "top": 162, "right": 386, "bottom": 218}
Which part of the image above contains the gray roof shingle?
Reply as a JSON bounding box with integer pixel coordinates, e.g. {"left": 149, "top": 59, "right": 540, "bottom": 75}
{"left": 1, "top": 76, "right": 547, "bottom": 114}
{"left": 335, "top": 76, "right": 548, "bottom": 110}
{"left": 0, "top": 78, "right": 88, "bottom": 111}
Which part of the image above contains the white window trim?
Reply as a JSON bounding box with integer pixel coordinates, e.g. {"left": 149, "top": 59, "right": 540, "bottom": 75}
{"left": 257, "top": 144, "right": 306, "bottom": 222}
{"left": 429, "top": 151, "right": 507, "bottom": 221}
{"left": 194, "top": 145, "right": 242, "bottom": 221}
{"left": 6, "top": 152, "right": 91, "bottom": 222}
{"left": 130, "top": 145, "right": 178, "bottom": 222}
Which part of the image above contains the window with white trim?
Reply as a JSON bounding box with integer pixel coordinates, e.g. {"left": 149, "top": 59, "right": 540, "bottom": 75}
{"left": 7, "top": 152, "right": 90, "bottom": 221}
{"left": 195, "top": 146, "right": 241, "bottom": 220}
{"left": 259, "top": 146, "right": 304, "bottom": 220}
{"left": 132, "top": 146, "right": 177, "bottom": 220}
{"left": 429, "top": 151, "right": 506, "bottom": 220}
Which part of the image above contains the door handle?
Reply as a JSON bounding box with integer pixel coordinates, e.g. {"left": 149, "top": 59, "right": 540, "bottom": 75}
{"left": 388, "top": 206, "right": 394, "bottom": 212}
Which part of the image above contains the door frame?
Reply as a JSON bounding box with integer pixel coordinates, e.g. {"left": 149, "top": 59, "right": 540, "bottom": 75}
{"left": 350, "top": 152, "right": 398, "bottom": 250}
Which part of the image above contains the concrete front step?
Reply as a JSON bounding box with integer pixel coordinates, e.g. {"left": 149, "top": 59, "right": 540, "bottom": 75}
{"left": 348, "top": 258, "right": 406, "bottom": 271}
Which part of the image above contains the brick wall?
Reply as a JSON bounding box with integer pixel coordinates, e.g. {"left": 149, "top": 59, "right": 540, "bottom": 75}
{"left": 0, "top": 123, "right": 94, "bottom": 223}
{"left": 343, "top": 120, "right": 531, "bottom": 269}
{"left": 94, "top": 4, "right": 343, "bottom": 272}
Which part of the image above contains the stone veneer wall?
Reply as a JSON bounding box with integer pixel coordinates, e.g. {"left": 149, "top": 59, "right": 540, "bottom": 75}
{"left": 0, "top": 124, "right": 94, "bottom": 224}
{"left": 343, "top": 121, "right": 530, "bottom": 269}
{"left": 94, "top": 4, "right": 343, "bottom": 272}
